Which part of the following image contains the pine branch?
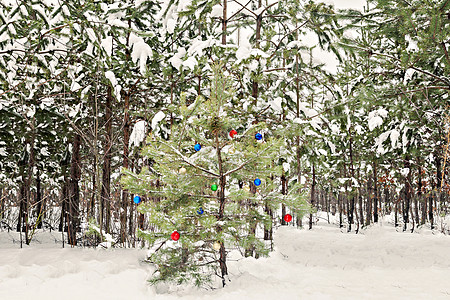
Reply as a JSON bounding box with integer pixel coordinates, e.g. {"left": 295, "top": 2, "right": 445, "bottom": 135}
{"left": 159, "top": 140, "right": 220, "bottom": 177}
{"left": 224, "top": 144, "right": 273, "bottom": 177}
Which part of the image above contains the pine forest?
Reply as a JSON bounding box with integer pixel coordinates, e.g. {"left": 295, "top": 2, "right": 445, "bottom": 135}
{"left": 1, "top": 0, "right": 450, "bottom": 297}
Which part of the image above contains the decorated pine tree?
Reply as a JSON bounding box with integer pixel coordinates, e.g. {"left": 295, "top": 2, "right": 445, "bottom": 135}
{"left": 122, "top": 63, "right": 307, "bottom": 287}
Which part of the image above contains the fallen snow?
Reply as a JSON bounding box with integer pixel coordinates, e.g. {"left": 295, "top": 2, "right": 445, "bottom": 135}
{"left": 1, "top": 218, "right": 449, "bottom": 299}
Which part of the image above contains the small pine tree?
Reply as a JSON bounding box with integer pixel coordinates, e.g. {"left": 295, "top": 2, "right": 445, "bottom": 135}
{"left": 122, "top": 63, "right": 308, "bottom": 288}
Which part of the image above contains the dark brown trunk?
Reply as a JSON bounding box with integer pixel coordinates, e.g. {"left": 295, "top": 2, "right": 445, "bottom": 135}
{"left": 264, "top": 202, "right": 273, "bottom": 242}
{"left": 264, "top": 175, "right": 273, "bottom": 242}
{"left": 309, "top": 164, "right": 315, "bottom": 230}
{"left": 68, "top": 134, "right": 81, "bottom": 246}
{"left": 101, "top": 86, "right": 113, "bottom": 233}
{"left": 429, "top": 194, "right": 434, "bottom": 229}
{"left": 221, "top": 0, "right": 227, "bottom": 45}
{"left": 245, "top": 182, "right": 258, "bottom": 258}
{"left": 89, "top": 165, "right": 95, "bottom": 218}
{"left": 35, "top": 170, "right": 43, "bottom": 229}
{"left": 281, "top": 174, "right": 287, "bottom": 225}
{"left": 338, "top": 192, "right": 343, "bottom": 228}
{"left": 120, "top": 91, "right": 130, "bottom": 243}
{"left": 373, "top": 162, "right": 379, "bottom": 223}
{"left": 0, "top": 188, "right": 3, "bottom": 220}
{"left": 403, "top": 158, "right": 412, "bottom": 231}
{"left": 59, "top": 178, "right": 68, "bottom": 232}
{"left": 418, "top": 164, "right": 426, "bottom": 225}
{"left": 366, "top": 176, "right": 372, "bottom": 227}
{"left": 215, "top": 133, "right": 227, "bottom": 287}
{"left": 347, "top": 135, "right": 354, "bottom": 232}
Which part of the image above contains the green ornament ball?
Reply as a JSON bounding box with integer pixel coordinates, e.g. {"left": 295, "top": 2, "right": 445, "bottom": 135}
{"left": 211, "top": 184, "right": 218, "bottom": 191}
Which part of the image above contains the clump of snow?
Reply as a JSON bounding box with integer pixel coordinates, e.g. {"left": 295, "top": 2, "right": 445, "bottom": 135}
{"left": 405, "top": 35, "right": 419, "bottom": 52}
{"left": 129, "top": 120, "right": 147, "bottom": 148}
{"left": 129, "top": 33, "right": 153, "bottom": 75}
{"left": 390, "top": 129, "right": 400, "bottom": 148}
{"left": 151, "top": 111, "right": 166, "bottom": 130}
{"left": 368, "top": 108, "right": 388, "bottom": 131}
{"left": 404, "top": 68, "right": 416, "bottom": 84}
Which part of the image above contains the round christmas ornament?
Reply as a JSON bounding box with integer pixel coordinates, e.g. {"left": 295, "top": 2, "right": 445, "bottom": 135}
{"left": 133, "top": 195, "right": 141, "bottom": 204}
{"left": 255, "top": 133, "right": 262, "bottom": 140}
{"left": 211, "top": 184, "right": 218, "bottom": 191}
{"left": 284, "top": 214, "right": 292, "bottom": 223}
{"left": 197, "top": 207, "right": 204, "bottom": 215}
{"left": 171, "top": 231, "right": 180, "bottom": 241}
{"left": 179, "top": 167, "right": 187, "bottom": 174}
{"left": 194, "top": 143, "right": 201, "bottom": 151}
{"left": 228, "top": 146, "right": 236, "bottom": 154}
{"left": 254, "top": 178, "right": 261, "bottom": 186}
{"left": 213, "top": 241, "right": 221, "bottom": 251}
{"left": 229, "top": 129, "right": 237, "bottom": 138}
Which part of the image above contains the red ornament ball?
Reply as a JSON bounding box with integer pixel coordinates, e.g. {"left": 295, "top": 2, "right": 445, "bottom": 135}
{"left": 171, "top": 231, "right": 180, "bottom": 241}
{"left": 229, "top": 129, "right": 237, "bottom": 138}
{"left": 284, "top": 214, "right": 292, "bottom": 223}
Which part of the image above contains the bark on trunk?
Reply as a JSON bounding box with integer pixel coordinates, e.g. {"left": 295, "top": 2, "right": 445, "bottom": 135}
{"left": 373, "top": 162, "right": 379, "bottom": 223}
{"left": 309, "top": 164, "right": 315, "bottom": 230}
{"left": 68, "top": 134, "right": 81, "bottom": 246}
{"left": 281, "top": 174, "right": 287, "bottom": 225}
{"left": 101, "top": 86, "right": 113, "bottom": 233}
{"left": 120, "top": 91, "right": 130, "bottom": 244}
{"left": 35, "top": 171, "right": 43, "bottom": 229}
{"left": 215, "top": 133, "right": 228, "bottom": 287}
{"left": 403, "top": 158, "right": 412, "bottom": 232}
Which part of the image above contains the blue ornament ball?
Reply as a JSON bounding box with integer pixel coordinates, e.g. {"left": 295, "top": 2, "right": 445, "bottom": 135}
{"left": 254, "top": 178, "right": 261, "bottom": 186}
{"left": 197, "top": 207, "right": 204, "bottom": 215}
{"left": 133, "top": 195, "right": 141, "bottom": 204}
{"left": 194, "top": 143, "right": 201, "bottom": 151}
{"left": 255, "top": 133, "right": 262, "bottom": 140}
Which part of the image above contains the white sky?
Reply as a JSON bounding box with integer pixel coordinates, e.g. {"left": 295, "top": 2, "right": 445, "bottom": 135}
{"left": 309, "top": 0, "right": 367, "bottom": 74}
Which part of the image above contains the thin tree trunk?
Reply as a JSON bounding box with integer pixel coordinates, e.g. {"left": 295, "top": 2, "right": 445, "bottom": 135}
{"left": 0, "top": 188, "right": 3, "bottom": 220}
{"left": 347, "top": 135, "right": 355, "bottom": 232}
{"left": 101, "top": 86, "right": 113, "bottom": 233}
{"left": 36, "top": 170, "right": 43, "bottom": 229}
{"left": 245, "top": 182, "right": 258, "bottom": 258}
{"left": 120, "top": 91, "right": 130, "bottom": 244}
{"left": 215, "top": 132, "right": 228, "bottom": 287}
{"left": 403, "top": 158, "right": 412, "bottom": 232}
{"left": 373, "top": 161, "right": 379, "bottom": 223}
{"left": 338, "top": 192, "right": 343, "bottom": 228}
{"left": 68, "top": 134, "right": 81, "bottom": 246}
{"left": 309, "top": 164, "right": 315, "bottom": 230}
{"left": 281, "top": 174, "right": 287, "bottom": 225}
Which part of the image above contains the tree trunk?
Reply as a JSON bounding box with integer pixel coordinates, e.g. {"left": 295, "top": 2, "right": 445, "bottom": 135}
{"left": 35, "top": 170, "right": 43, "bottom": 229}
{"left": 120, "top": 91, "right": 130, "bottom": 244}
{"left": 373, "top": 161, "right": 379, "bottom": 223}
{"left": 309, "top": 164, "right": 315, "bottom": 230}
{"left": 221, "top": 0, "right": 227, "bottom": 45}
{"left": 281, "top": 174, "right": 287, "bottom": 225}
{"left": 0, "top": 188, "right": 3, "bottom": 220}
{"left": 365, "top": 176, "right": 372, "bottom": 227}
{"left": 403, "top": 158, "right": 412, "bottom": 232}
{"left": 68, "top": 134, "right": 81, "bottom": 246}
{"left": 215, "top": 133, "right": 227, "bottom": 287}
{"left": 338, "top": 192, "right": 343, "bottom": 228}
{"left": 347, "top": 135, "right": 355, "bottom": 232}
{"left": 245, "top": 182, "right": 258, "bottom": 258}
{"left": 101, "top": 85, "right": 113, "bottom": 233}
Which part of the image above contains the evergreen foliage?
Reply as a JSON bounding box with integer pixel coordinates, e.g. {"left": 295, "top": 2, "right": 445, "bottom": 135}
{"left": 122, "top": 63, "right": 308, "bottom": 287}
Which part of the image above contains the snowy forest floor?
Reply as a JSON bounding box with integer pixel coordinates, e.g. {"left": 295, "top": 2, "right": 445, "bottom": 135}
{"left": 1, "top": 216, "right": 450, "bottom": 300}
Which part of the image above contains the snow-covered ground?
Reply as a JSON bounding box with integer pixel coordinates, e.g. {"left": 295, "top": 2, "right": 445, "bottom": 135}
{"left": 1, "top": 219, "right": 450, "bottom": 299}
